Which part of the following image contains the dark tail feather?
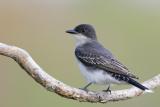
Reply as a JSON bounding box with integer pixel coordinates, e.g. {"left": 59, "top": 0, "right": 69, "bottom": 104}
{"left": 128, "top": 78, "right": 153, "bottom": 93}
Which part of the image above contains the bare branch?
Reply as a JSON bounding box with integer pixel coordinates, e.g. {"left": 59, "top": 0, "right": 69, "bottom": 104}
{"left": 0, "top": 43, "right": 159, "bottom": 103}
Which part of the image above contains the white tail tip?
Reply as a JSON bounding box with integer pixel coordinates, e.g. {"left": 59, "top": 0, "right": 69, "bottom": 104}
{"left": 145, "top": 89, "right": 154, "bottom": 93}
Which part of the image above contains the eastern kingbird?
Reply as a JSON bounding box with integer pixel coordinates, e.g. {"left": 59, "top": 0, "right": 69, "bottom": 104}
{"left": 66, "top": 24, "right": 152, "bottom": 93}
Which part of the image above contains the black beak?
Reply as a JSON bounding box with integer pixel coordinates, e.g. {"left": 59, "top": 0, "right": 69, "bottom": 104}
{"left": 66, "top": 29, "right": 79, "bottom": 34}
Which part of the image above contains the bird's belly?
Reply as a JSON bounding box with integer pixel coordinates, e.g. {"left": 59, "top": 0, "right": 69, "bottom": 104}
{"left": 77, "top": 61, "right": 121, "bottom": 85}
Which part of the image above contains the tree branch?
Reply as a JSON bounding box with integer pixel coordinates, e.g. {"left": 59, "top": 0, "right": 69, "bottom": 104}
{"left": 0, "top": 43, "right": 159, "bottom": 103}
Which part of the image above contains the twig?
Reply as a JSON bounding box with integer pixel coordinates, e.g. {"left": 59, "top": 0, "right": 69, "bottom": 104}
{"left": 0, "top": 43, "right": 159, "bottom": 103}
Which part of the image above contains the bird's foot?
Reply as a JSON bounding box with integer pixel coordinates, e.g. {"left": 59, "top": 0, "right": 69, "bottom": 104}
{"left": 103, "top": 84, "right": 111, "bottom": 94}
{"left": 79, "top": 82, "right": 92, "bottom": 92}
{"left": 103, "top": 87, "right": 111, "bottom": 94}
{"left": 102, "top": 89, "right": 111, "bottom": 94}
{"left": 79, "top": 87, "right": 89, "bottom": 92}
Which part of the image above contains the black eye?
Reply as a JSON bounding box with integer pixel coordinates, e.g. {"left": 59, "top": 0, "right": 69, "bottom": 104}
{"left": 81, "top": 28, "right": 85, "bottom": 33}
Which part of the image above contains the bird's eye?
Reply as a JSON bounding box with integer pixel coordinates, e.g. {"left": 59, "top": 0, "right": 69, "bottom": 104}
{"left": 81, "top": 28, "right": 85, "bottom": 33}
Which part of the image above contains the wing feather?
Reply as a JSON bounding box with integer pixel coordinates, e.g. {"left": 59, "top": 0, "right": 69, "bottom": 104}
{"left": 75, "top": 46, "right": 138, "bottom": 79}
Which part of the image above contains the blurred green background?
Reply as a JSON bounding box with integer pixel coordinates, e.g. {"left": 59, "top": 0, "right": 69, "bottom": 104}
{"left": 0, "top": 0, "right": 160, "bottom": 107}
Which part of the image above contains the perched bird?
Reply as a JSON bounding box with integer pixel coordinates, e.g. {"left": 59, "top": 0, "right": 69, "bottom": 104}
{"left": 66, "top": 24, "right": 152, "bottom": 93}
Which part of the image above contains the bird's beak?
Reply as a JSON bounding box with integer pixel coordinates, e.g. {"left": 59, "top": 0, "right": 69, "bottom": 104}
{"left": 66, "top": 29, "right": 79, "bottom": 34}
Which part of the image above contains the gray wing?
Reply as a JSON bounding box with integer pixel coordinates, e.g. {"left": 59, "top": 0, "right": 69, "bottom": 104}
{"left": 75, "top": 41, "right": 138, "bottom": 79}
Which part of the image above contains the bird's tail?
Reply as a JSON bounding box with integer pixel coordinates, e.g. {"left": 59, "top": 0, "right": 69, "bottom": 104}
{"left": 128, "top": 78, "right": 153, "bottom": 93}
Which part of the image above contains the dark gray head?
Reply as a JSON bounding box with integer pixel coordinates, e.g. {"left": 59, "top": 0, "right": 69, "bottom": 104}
{"left": 66, "top": 24, "right": 97, "bottom": 40}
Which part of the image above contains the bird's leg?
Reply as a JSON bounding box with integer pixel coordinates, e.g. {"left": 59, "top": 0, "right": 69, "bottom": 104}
{"left": 103, "top": 84, "right": 111, "bottom": 94}
{"left": 79, "top": 82, "right": 92, "bottom": 92}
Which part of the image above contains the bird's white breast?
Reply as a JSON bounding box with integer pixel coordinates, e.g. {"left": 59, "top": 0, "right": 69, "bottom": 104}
{"left": 76, "top": 60, "right": 122, "bottom": 85}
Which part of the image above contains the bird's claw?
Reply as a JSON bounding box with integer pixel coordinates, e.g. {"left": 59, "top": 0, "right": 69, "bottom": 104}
{"left": 103, "top": 89, "right": 111, "bottom": 94}
{"left": 79, "top": 88, "right": 89, "bottom": 92}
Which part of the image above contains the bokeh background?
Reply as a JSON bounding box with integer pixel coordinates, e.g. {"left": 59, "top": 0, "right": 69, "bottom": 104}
{"left": 0, "top": 0, "right": 160, "bottom": 107}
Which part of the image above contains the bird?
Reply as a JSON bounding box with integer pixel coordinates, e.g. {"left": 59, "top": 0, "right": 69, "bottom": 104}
{"left": 66, "top": 24, "right": 152, "bottom": 93}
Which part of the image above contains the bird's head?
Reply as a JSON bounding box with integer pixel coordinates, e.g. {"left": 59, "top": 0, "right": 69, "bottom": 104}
{"left": 66, "top": 24, "right": 97, "bottom": 41}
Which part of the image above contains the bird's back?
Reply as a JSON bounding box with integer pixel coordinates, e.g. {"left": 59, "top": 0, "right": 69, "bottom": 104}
{"left": 75, "top": 40, "right": 138, "bottom": 79}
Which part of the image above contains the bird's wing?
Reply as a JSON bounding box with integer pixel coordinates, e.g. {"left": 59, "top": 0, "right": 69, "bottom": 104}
{"left": 75, "top": 47, "right": 138, "bottom": 79}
